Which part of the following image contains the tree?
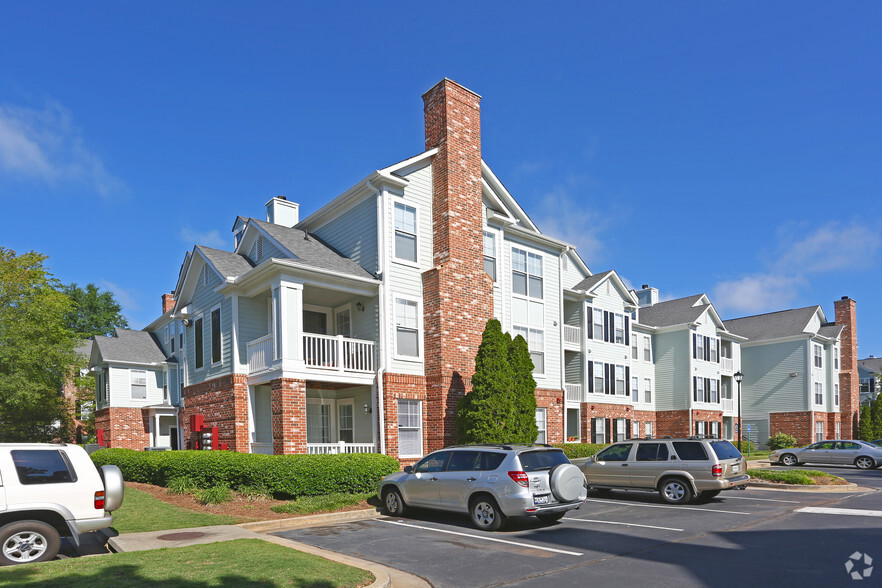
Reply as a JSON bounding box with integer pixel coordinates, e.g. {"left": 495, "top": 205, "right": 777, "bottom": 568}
{"left": 456, "top": 319, "right": 538, "bottom": 444}
{"left": 61, "top": 282, "right": 128, "bottom": 338}
{"left": 857, "top": 405, "right": 875, "bottom": 441}
{"left": 0, "top": 248, "right": 77, "bottom": 441}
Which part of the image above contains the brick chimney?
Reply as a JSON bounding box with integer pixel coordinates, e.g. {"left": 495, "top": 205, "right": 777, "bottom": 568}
{"left": 162, "top": 293, "right": 175, "bottom": 314}
{"left": 421, "top": 79, "right": 493, "bottom": 451}
{"left": 835, "top": 296, "right": 859, "bottom": 437}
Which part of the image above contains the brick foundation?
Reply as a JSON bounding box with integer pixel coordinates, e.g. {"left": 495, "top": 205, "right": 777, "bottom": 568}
{"left": 768, "top": 411, "right": 837, "bottom": 446}
{"left": 536, "top": 388, "right": 565, "bottom": 444}
{"left": 181, "top": 374, "right": 249, "bottom": 452}
{"left": 95, "top": 406, "right": 150, "bottom": 450}
{"left": 271, "top": 378, "right": 306, "bottom": 455}
{"left": 580, "top": 402, "right": 656, "bottom": 441}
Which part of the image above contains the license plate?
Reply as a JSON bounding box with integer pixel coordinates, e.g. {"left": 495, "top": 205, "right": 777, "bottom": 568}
{"left": 533, "top": 495, "right": 549, "bottom": 505}
{"left": 732, "top": 465, "right": 739, "bottom": 474}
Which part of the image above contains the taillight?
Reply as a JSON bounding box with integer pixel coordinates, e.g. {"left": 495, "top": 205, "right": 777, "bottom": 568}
{"left": 95, "top": 491, "right": 106, "bottom": 510}
{"left": 508, "top": 471, "right": 529, "bottom": 487}
{"left": 712, "top": 464, "right": 723, "bottom": 477}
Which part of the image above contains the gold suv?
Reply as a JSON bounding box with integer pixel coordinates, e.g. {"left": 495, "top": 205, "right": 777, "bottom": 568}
{"left": 577, "top": 437, "right": 749, "bottom": 504}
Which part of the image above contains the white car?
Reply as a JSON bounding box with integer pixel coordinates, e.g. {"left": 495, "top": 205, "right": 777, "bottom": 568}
{"left": 0, "top": 443, "right": 124, "bottom": 565}
{"left": 769, "top": 440, "right": 882, "bottom": 470}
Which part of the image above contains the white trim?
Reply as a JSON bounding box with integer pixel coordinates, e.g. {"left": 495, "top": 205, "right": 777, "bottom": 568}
{"left": 391, "top": 197, "right": 421, "bottom": 268}
{"left": 397, "top": 398, "right": 423, "bottom": 458}
{"left": 392, "top": 293, "right": 423, "bottom": 362}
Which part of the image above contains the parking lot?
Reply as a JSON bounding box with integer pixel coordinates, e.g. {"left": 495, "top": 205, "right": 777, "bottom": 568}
{"left": 278, "top": 466, "right": 882, "bottom": 587}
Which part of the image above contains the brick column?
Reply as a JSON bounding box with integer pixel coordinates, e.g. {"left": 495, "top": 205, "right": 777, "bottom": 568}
{"left": 271, "top": 378, "right": 306, "bottom": 454}
{"left": 835, "top": 297, "right": 859, "bottom": 438}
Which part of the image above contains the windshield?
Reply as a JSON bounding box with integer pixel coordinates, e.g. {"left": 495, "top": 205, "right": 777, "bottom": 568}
{"left": 518, "top": 449, "right": 569, "bottom": 472}
{"left": 709, "top": 440, "right": 742, "bottom": 460}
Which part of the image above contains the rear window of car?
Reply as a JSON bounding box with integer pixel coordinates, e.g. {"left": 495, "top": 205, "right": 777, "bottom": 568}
{"left": 672, "top": 442, "right": 709, "bottom": 461}
{"left": 518, "top": 449, "right": 569, "bottom": 471}
{"left": 11, "top": 450, "right": 77, "bottom": 485}
{"left": 708, "top": 440, "right": 742, "bottom": 460}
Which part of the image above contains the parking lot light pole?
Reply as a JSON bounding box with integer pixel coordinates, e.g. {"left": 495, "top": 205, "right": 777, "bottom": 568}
{"left": 734, "top": 371, "right": 744, "bottom": 452}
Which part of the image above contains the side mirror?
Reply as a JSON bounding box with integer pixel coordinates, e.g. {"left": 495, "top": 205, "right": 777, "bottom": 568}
{"left": 404, "top": 465, "right": 414, "bottom": 474}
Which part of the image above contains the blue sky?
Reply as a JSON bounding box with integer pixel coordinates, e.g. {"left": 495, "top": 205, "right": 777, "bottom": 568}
{"left": 2, "top": 2, "right": 880, "bottom": 354}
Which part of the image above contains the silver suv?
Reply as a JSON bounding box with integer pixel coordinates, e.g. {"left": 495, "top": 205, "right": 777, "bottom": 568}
{"left": 378, "top": 445, "right": 587, "bottom": 531}
{"left": 577, "top": 437, "right": 749, "bottom": 504}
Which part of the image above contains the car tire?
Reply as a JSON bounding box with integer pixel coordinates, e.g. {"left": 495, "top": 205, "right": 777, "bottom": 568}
{"left": 855, "top": 456, "right": 875, "bottom": 470}
{"left": 382, "top": 488, "right": 407, "bottom": 517}
{"left": 780, "top": 454, "right": 798, "bottom": 467}
{"left": 549, "top": 463, "right": 586, "bottom": 503}
{"left": 0, "top": 520, "right": 61, "bottom": 565}
{"left": 658, "top": 478, "right": 693, "bottom": 505}
{"left": 536, "top": 512, "right": 566, "bottom": 523}
{"left": 469, "top": 496, "right": 506, "bottom": 531}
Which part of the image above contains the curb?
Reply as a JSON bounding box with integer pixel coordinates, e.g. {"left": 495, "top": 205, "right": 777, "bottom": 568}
{"left": 747, "top": 480, "right": 874, "bottom": 493}
{"left": 237, "top": 507, "right": 382, "bottom": 533}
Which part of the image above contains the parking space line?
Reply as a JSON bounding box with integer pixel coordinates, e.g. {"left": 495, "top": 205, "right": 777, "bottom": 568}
{"left": 585, "top": 498, "right": 750, "bottom": 515}
{"left": 724, "top": 495, "right": 801, "bottom": 503}
{"left": 377, "top": 520, "right": 584, "bottom": 556}
{"left": 797, "top": 507, "right": 882, "bottom": 518}
{"left": 564, "top": 517, "right": 684, "bottom": 532}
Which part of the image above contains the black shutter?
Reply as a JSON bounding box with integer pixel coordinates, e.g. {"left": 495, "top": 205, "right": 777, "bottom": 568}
{"left": 588, "top": 361, "right": 594, "bottom": 393}
{"left": 625, "top": 366, "right": 630, "bottom": 395}
{"left": 704, "top": 336, "right": 710, "bottom": 361}
{"left": 605, "top": 418, "right": 612, "bottom": 443}
{"left": 604, "top": 311, "right": 610, "bottom": 343}
{"left": 693, "top": 376, "right": 698, "bottom": 402}
{"left": 604, "top": 363, "right": 611, "bottom": 394}
{"left": 624, "top": 316, "right": 630, "bottom": 346}
{"left": 693, "top": 333, "right": 697, "bottom": 359}
{"left": 695, "top": 421, "right": 700, "bottom": 436}
{"left": 705, "top": 377, "right": 711, "bottom": 403}
{"left": 626, "top": 419, "right": 632, "bottom": 440}
{"left": 717, "top": 338, "right": 721, "bottom": 363}
{"left": 590, "top": 418, "right": 596, "bottom": 443}
{"left": 586, "top": 306, "right": 593, "bottom": 339}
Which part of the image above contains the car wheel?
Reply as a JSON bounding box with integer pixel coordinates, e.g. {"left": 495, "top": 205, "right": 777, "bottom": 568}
{"left": 855, "top": 456, "right": 875, "bottom": 470}
{"left": 659, "top": 478, "right": 693, "bottom": 505}
{"left": 0, "top": 521, "right": 61, "bottom": 565}
{"left": 382, "top": 488, "right": 407, "bottom": 516}
{"left": 536, "top": 512, "right": 566, "bottom": 523}
{"left": 780, "top": 454, "right": 798, "bottom": 466}
{"left": 469, "top": 496, "right": 506, "bottom": 531}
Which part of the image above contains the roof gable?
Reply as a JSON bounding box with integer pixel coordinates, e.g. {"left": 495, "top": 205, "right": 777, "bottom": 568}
{"left": 638, "top": 294, "right": 727, "bottom": 331}
{"left": 571, "top": 270, "right": 638, "bottom": 306}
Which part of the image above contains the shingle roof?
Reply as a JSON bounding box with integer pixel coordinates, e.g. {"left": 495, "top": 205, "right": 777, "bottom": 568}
{"left": 723, "top": 306, "right": 822, "bottom": 341}
{"left": 637, "top": 294, "right": 708, "bottom": 327}
{"left": 197, "top": 246, "right": 254, "bottom": 280}
{"left": 571, "top": 271, "right": 613, "bottom": 292}
{"left": 93, "top": 329, "right": 167, "bottom": 364}
{"left": 859, "top": 357, "right": 882, "bottom": 373}
{"left": 818, "top": 324, "right": 844, "bottom": 339}
{"left": 252, "top": 219, "right": 377, "bottom": 280}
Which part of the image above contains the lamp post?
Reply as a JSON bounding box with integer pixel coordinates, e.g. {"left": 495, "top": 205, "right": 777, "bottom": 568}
{"left": 734, "top": 371, "right": 744, "bottom": 452}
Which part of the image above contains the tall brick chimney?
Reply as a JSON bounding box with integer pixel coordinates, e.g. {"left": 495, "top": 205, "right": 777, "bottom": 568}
{"left": 421, "top": 79, "right": 494, "bottom": 451}
{"left": 835, "top": 296, "right": 859, "bottom": 437}
{"left": 162, "top": 293, "right": 175, "bottom": 314}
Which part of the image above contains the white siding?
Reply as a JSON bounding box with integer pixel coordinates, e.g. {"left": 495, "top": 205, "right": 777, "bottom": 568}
{"left": 107, "top": 365, "right": 163, "bottom": 408}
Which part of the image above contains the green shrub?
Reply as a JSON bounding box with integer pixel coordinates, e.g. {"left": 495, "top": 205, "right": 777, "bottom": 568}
{"left": 736, "top": 438, "right": 756, "bottom": 454}
{"left": 552, "top": 443, "right": 607, "bottom": 459}
{"left": 196, "top": 484, "right": 233, "bottom": 505}
{"left": 90, "top": 449, "right": 400, "bottom": 498}
{"left": 767, "top": 432, "right": 799, "bottom": 451}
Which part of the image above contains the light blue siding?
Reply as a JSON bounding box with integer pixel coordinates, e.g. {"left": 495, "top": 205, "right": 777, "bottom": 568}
{"left": 187, "top": 263, "right": 232, "bottom": 383}
{"left": 653, "top": 331, "right": 689, "bottom": 411}
{"left": 741, "top": 340, "right": 808, "bottom": 417}
{"left": 312, "top": 195, "right": 379, "bottom": 275}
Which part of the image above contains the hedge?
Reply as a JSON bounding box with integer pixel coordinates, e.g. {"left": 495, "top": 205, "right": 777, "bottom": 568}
{"left": 553, "top": 443, "right": 608, "bottom": 459}
{"left": 90, "top": 449, "right": 400, "bottom": 498}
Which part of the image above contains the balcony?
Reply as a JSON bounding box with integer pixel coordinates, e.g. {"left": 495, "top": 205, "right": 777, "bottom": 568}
{"left": 565, "top": 383, "right": 582, "bottom": 403}
{"left": 247, "top": 335, "right": 274, "bottom": 374}
{"left": 563, "top": 325, "right": 581, "bottom": 350}
{"left": 723, "top": 398, "right": 734, "bottom": 413}
{"left": 721, "top": 357, "right": 734, "bottom": 373}
{"left": 246, "top": 334, "right": 375, "bottom": 375}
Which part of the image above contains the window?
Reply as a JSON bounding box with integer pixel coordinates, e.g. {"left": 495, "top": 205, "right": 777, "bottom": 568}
{"left": 535, "top": 408, "right": 547, "bottom": 444}
{"left": 643, "top": 336, "right": 651, "bottom": 362}
{"left": 710, "top": 421, "right": 720, "bottom": 439}
{"left": 306, "top": 402, "right": 331, "bottom": 443}
{"left": 631, "top": 376, "right": 639, "bottom": 402}
{"left": 815, "top": 421, "right": 824, "bottom": 442}
{"left": 636, "top": 442, "right": 668, "bottom": 461}
{"left": 596, "top": 444, "right": 632, "bottom": 461}
{"left": 395, "top": 297, "right": 420, "bottom": 358}
{"left": 483, "top": 231, "right": 496, "bottom": 280}
{"left": 194, "top": 316, "right": 204, "bottom": 369}
{"left": 615, "top": 365, "right": 626, "bottom": 395}
{"left": 11, "top": 450, "right": 76, "bottom": 485}
{"left": 709, "top": 338, "right": 718, "bottom": 362}
{"left": 338, "top": 402, "right": 354, "bottom": 443}
{"left": 594, "top": 362, "right": 604, "bottom": 393}
{"left": 834, "top": 347, "right": 839, "bottom": 370}
{"left": 513, "top": 326, "right": 545, "bottom": 374}
{"left": 672, "top": 441, "right": 709, "bottom": 460}
{"left": 835, "top": 421, "right": 841, "bottom": 439}
{"left": 593, "top": 308, "right": 603, "bottom": 341}
{"left": 211, "top": 307, "right": 221, "bottom": 365}
{"left": 631, "top": 337, "right": 638, "bottom": 359}
{"left": 335, "top": 308, "right": 351, "bottom": 337}
{"left": 710, "top": 379, "right": 719, "bottom": 403}
{"left": 645, "top": 422, "right": 653, "bottom": 438}
{"left": 398, "top": 400, "right": 422, "bottom": 457}
{"left": 644, "top": 378, "right": 652, "bottom": 403}
{"left": 695, "top": 335, "right": 705, "bottom": 361}
{"left": 632, "top": 421, "right": 640, "bottom": 439}
{"left": 695, "top": 377, "right": 705, "bottom": 403}
{"left": 394, "top": 202, "right": 417, "bottom": 263}
{"left": 131, "top": 369, "right": 147, "bottom": 399}
{"left": 170, "top": 321, "right": 176, "bottom": 353}
{"left": 814, "top": 382, "right": 823, "bottom": 405}
{"left": 414, "top": 451, "right": 450, "bottom": 473}
{"left": 592, "top": 417, "right": 606, "bottom": 443}
{"left": 834, "top": 384, "right": 840, "bottom": 407}
{"left": 511, "top": 248, "right": 543, "bottom": 299}
{"left": 614, "top": 313, "right": 624, "bottom": 344}
{"left": 814, "top": 344, "right": 823, "bottom": 368}
{"left": 614, "top": 418, "right": 627, "bottom": 442}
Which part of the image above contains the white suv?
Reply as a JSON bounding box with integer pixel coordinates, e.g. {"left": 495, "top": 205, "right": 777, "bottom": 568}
{"left": 0, "top": 443, "right": 124, "bottom": 565}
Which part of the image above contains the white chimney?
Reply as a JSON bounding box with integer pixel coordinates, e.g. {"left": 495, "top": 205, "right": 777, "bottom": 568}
{"left": 636, "top": 284, "right": 659, "bottom": 308}
{"left": 266, "top": 196, "right": 299, "bottom": 227}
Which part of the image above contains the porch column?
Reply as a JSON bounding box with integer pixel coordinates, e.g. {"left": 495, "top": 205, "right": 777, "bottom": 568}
{"left": 231, "top": 294, "right": 241, "bottom": 372}
{"left": 271, "top": 378, "right": 307, "bottom": 454}
{"left": 272, "top": 279, "right": 304, "bottom": 368}
{"left": 153, "top": 413, "right": 160, "bottom": 447}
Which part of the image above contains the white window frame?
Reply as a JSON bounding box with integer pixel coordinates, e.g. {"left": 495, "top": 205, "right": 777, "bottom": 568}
{"left": 592, "top": 417, "right": 606, "bottom": 444}
{"left": 835, "top": 421, "right": 841, "bottom": 439}
{"left": 633, "top": 420, "right": 640, "bottom": 438}
{"left": 392, "top": 200, "right": 420, "bottom": 267}
{"left": 696, "top": 420, "right": 706, "bottom": 437}
{"left": 513, "top": 326, "right": 545, "bottom": 376}
{"left": 696, "top": 334, "right": 705, "bottom": 361}
{"left": 594, "top": 361, "right": 604, "bottom": 394}
{"left": 593, "top": 308, "right": 603, "bottom": 341}
{"left": 306, "top": 398, "right": 333, "bottom": 444}
{"left": 337, "top": 399, "right": 354, "bottom": 444}
{"left": 814, "top": 382, "right": 824, "bottom": 405}
{"left": 210, "top": 303, "right": 223, "bottom": 367}
{"left": 614, "top": 313, "right": 625, "bottom": 344}
{"left": 393, "top": 294, "right": 422, "bottom": 361}
{"left": 645, "top": 422, "right": 653, "bottom": 439}
{"left": 644, "top": 378, "right": 652, "bottom": 404}
{"left": 709, "top": 338, "right": 718, "bottom": 362}
{"left": 483, "top": 230, "right": 497, "bottom": 281}
{"left": 834, "top": 384, "right": 840, "bottom": 407}
{"left": 631, "top": 376, "right": 639, "bottom": 403}
{"left": 631, "top": 337, "right": 638, "bottom": 360}
{"left": 813, "top": 344, "right": 823, "bottom": 368}
{"left": 535, "top": 408, "right": 547, "bottom": 444}
{"left": 510, "top": 246, "right": 544, "bottom": 301}
{"left": 130, "top": 369, "right": 147, "bottom": 400}
{"left": 643, "top": 336, "right": 652, "bottom": 362}
{"left": 834, "top": 347, "right": 839, "bottom": 370}
{"left": 334, "top": 304, "right": 352, "bottom": 337}
{"left": 710, "top": 379, "right": 719, "bottom": 403}
{"left": 815, "top": 420, "right": 824, "bottom": 442}
{"left": 398, "top": 399, "right": 423, "bottom": 458}
{"left": 615, "top": 365, "right": 626, "bottom": 395}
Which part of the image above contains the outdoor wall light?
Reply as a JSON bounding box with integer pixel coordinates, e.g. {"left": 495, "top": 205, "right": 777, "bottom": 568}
{"left": 355, "top": 302, "right": 365, "bottom": 312}
{"left": 363, "top": 404, "right": 372, "bottom": 414}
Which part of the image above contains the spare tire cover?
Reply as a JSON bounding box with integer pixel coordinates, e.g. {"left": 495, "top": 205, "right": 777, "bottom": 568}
{"left": 550, "top": 463, "right": 586, "bottom": 503}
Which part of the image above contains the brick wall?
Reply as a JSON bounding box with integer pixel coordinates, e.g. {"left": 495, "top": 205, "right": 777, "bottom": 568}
{"left": 382, "top": 373, "right": 428, "bottom": 463}
{"left": 271, "top": 378, "right": 306, "bottom": 455}
{"left": 580, "top": 402, "right": 655, "bottom": 440}
{"left": 770, "top": 411, "right": 816, "bottom": 446}
{"left": 536, "top": 388, "right": 564, "bottom": 443}
{"left": 181, "top": 374, "right": 249, "bottom": 451}
{"left": 95, "top": 406, "right": 149, "bottom": 449}
{"left": 421, "top": 79, "right": 494, "bottom": 455}
{"left": 835, "top": 297, "right": 859, "bottom": 438}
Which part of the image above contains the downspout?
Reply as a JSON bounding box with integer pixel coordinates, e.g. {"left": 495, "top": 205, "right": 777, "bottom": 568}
{"left": 367, "top": 179, "right": 387, "bottom": 455}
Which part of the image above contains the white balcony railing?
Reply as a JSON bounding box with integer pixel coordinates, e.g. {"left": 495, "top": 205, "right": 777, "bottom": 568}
{"left": 246, "top": 334, "right": 274, "bottom": 374}
{"left": 721, "top": 357, "right": 734, "bottom": 372}
{"left": 250, "top": 442, "right": 274, "bottom": 455}
{"left": 723, "top": 398, "right": 734, "bottom": 412}
{"left": 565, "top": 383, "right": 582, "bottom": 402}
{"left": 303, "top": 334, "right": 374, "bottom": 373}
{"left": 564, "top": 325, "right": 581, "bottom": 347}
{"left": 308, "top": 442, "right": 377, "bottom": 455}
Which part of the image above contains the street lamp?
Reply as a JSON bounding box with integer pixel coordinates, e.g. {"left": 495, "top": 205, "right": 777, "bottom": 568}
{"left": 734, "top": 371, "right": 744, "bottom": 452}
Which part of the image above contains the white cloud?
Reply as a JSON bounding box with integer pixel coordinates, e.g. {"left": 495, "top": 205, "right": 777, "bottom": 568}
{"left": 713, "top": 274, "right": 807, "bottom": 314}
{"left": 180, "top": 226, "right": 227, "bottom": 249}
{"left": 98, "top": 280, "right": 140, "bottom": 315}
{"left": 0, "top": 102, "right": 125, "bottom": 198}
{"left": 531, "top": 186, "right": 611, "bottom": 266}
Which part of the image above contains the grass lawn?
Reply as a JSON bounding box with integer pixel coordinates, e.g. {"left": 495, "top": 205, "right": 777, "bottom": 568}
{"left": 111, "top": 486, "right": 241, "bottom": 533}
{"left": 0, "top": 539, "right": 374, "bottom": 587}
{"left": 747, "top": 468, "right": 847, "bottom": 485}
{"left": 271, "top": 492, "right": 374, "bottom": 515}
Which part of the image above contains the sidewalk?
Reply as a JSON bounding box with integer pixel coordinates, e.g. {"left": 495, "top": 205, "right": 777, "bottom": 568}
{"left": 106, "top": 510, "right": 430, "bottom": 588}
